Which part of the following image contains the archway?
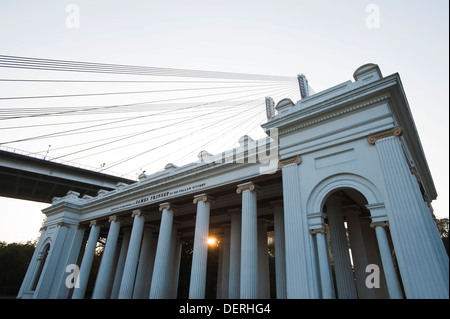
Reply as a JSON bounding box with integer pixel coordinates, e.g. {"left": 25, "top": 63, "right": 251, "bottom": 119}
{"left": 322, "top": 189, "right": 390, "bottom": 299}
{"left": 31, "top": 242, "right": 50, "bottom": 291}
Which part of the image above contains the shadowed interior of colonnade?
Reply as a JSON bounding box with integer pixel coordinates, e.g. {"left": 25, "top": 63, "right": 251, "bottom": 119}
{"left": 72, "top": 172, "right": 283, "bottom": 299}
{"left": 321, "top": 189, "right": 405, "bottom": 299}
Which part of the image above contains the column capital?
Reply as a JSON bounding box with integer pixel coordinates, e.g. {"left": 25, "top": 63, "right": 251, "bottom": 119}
{"left": 366, "top": 202, "right": 389, "bottom": 224}
{"left": 57, "top": 222, "right": 71, "bottom": 228}
{"left": 236, "top": 182, "right": 260, "bottom": 194}
{"left": 193, "top": 193, "right": 215, "bottom": 204}
{"left": 108, "top": 215, "right": 122, "bottom": 223}
{"left": 278, "top": 155, "right": 302, "bottom": 168}
{"left": 309, "top": 228, "right": 326, "bottom": 235}
{"left": 131, "top": 209, "right": 145, "bottom": 218}
{"left": 367, "top": 126, "right": 403, "bottom": 145}
{"left": 159, "top": 202, "right": 178, "bottom": 212}
{"left": 370, "top": 221, "right": 390, "bottom": 228}
{"left": 308, "top": 211, "right": 327, "bottom": 230}
{"left": 89, "top": 220, "right": 102, "bottom": 227}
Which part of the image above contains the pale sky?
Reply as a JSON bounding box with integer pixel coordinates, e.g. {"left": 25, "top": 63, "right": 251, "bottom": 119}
{"left": 0, "top": 0, "right": 448, "bottom": 243}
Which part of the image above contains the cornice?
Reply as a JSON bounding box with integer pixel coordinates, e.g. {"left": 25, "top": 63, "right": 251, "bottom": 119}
{"left": 277, "top": 92, "right": 391, "bottom": 137}
{"left": 263, "top": 74, "right": 399, "bottom": 134}
{"left": 80, "top": 159, "right": 264, "bottom": 213}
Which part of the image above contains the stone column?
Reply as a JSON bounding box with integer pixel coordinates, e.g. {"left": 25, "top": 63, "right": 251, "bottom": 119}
{"left": 92, "top": 216, "right": 121, "bottom": 299}
{"left": 110, "top": 229, "right": 131, "bottom": 298}
{"left": 311, "top": 229, "right": 334, "bottom": 299}
{"left": 189, "top": 194, "right": 214, "bottom": 299}
{"left": 132, "top": 225, "right": 156, "bottom": 299}
{"left": 370, "top": 221, "right": 403, "bottom": 299}
{"left": 271, "top": 201, "right": 287, "bottom": 299}
{"left": 149, "top": 203, "right": 176, "bottom": 299}
{"left": 345, "top": 207, "right": 375, "bottom": 299}
{"left": 237, "top": 182, "right": 259, "bottom": 299}
{"left": 216, "top": 235, "right": 223, "bottom": 299}
{"left": 119, "top": 210, "right": 145, "bottom": 299}
{"left": 218, "top": 225, "right": 230, "bottom": 299}
{"left": 359, "top": 215, "right": 389, "bottom": 299}
{"left": 369, "top": 128, "right": 449, "bottom": 298}
{"left": 169, "top": 232, "right": 182, "bottom": 299}
{"left": 308, "top": 211, "right": 335, "bottom": 299}
{"left": 228, "top": 209, "right": 241, "bottom": 299}
{"left": 72, "top": 220, "right": 101, "bottom": 299}
{"left": 257, "top": 219, "right": 270, "bottom": 299}
{"left": 326, "top": 196, "right": 357, "bottom": 299}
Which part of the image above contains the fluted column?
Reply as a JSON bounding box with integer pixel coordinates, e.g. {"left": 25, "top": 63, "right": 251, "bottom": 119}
{"left": 345, "top": 207, "right": 375, "bottom": 299}
{"left": 92, "top": 216, "right": 122, "bottom": 299}
{"left": 133, "top": 225, "right": 155, "bottom": 299}
{"left": 228, "top": 209, "right": 241, "bottom": 299}
{"left": 309, "top": 211, "right": 335, "bottom": 299}
{"left": 326, "top": 196, "right": 357, "bottom": 299}
{"left": 311, "top": 229, "right": 334, "bottom": 299}
{"left": 359, "top": 215, "right": 388, "bottom": 299}
{"left": 218, "top": 225, "right": 230, "bottom": 298}
{"left": 119, "top": 210, "right": 145, "bottom": 299}
{"left": 370, "top": 221, "right": 403, "bottom": 299}
{"left": 237, "top": 182, "right": 259, "bottom": 299}
{"left": 149, "top": 202, "right": 176, "bottom": 299}
{"left": 371, "top": 129, "right": 449, "bottom": 298}
{"left": 257, "top": 219, "right": 270, "bottom": 299}
{"left": 189, "top": 194, "right": 214, "bottom": 299}
{"left": 72, "top": 220, "right": 101, "bottom": 299}
{"left": 169, "top": 231, "right": 182, "bottom": 299}
{"left": 110, "top": 229, "right": 131, "bottom": 299}
{"left": 271, "top": 201, "right": 287, "bottom": 299}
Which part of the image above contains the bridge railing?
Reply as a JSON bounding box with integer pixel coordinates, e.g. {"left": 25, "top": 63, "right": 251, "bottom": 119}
{"left": 0, "top": 145, "right": 136, "bottom": 181}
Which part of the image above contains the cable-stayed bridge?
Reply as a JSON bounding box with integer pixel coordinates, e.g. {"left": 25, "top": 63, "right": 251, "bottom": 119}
{"left": 0, "top": 55, "right": 306, "bottom": 203}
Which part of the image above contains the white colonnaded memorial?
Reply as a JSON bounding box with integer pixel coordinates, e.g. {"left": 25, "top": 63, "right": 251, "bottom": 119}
{"left": 17, "top": 64, "right": 449, "bottom": 299}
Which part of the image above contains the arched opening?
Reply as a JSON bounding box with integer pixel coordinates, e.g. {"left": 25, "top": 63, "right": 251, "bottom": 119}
{"left": 31, "top": 243, "right": 50, "bottom": 291}
{"left": 322, "top": 189, "right": 393, "bottom": 299}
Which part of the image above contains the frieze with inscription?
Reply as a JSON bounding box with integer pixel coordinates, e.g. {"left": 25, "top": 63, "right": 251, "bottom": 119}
{"left": 110, "top": 182, "right": 206, "bottom": 212}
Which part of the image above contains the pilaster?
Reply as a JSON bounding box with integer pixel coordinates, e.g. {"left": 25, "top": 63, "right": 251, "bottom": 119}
{"left": 373, "top": 134, "right": 448, "bottom": 298}
{"left": 280, "top": 155, "right": 318, "bottom": 298}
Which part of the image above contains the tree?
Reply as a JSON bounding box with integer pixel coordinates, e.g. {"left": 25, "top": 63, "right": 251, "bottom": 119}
{"left": 436, "top": 217, "right": 449, "bottom": 255}
{"left": 0, "top": 241, "right": 36, "bottom": 297}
